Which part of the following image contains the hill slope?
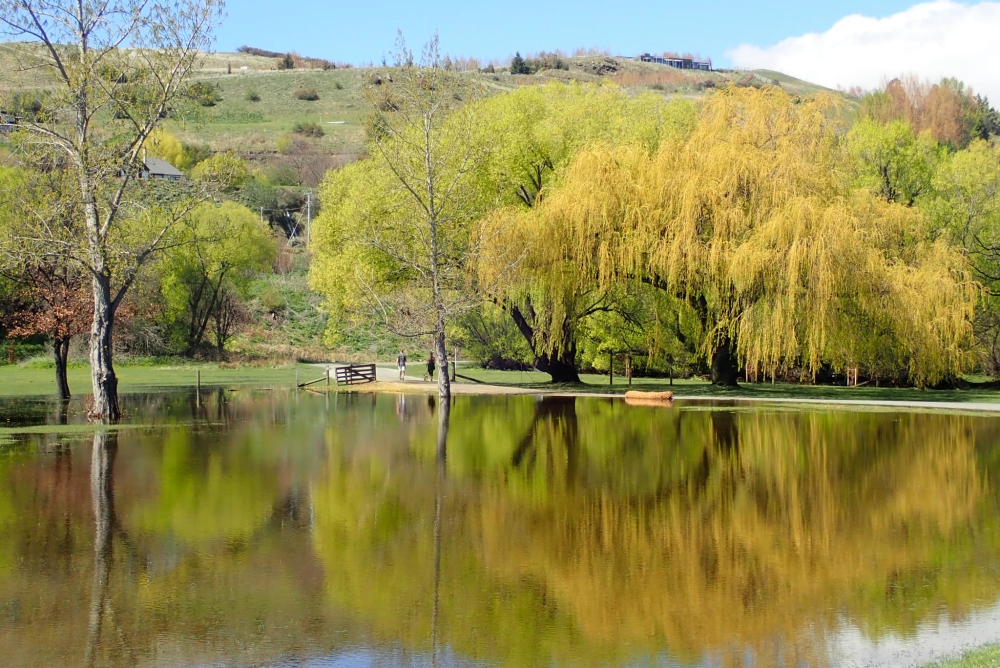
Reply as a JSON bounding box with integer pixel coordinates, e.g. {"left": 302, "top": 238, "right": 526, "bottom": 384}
{"left": 0, "top": 45, "right": 839, "bottom": 186}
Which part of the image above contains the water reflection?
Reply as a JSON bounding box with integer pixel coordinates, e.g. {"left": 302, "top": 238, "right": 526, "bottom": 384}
{"left": 86, "top": 432, "right": 116, "bottom": 667}
{"left": 0, "top": 392, "right": 998, "bottom": 667}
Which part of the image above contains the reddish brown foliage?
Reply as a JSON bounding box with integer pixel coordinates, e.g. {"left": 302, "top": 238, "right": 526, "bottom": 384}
{"left": 4, "top": 265, "right": 90, "bottom": 342}
{"left": 869, "top": 76, "right": 979, "bottom": 147}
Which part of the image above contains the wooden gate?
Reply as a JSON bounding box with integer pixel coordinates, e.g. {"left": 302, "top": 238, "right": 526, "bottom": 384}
{"left": 335, "top": 364, "right": 377, "bottom": 386}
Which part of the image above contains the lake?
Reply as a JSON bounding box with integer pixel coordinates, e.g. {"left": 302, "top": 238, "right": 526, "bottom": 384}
{"left": 1, "top": 389, "right": 999, "bottom": 667}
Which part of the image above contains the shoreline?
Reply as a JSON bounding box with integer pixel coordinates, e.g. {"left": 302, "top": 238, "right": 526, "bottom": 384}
{"left": 327, "top": 381, "right": 1000, "bottom": 414}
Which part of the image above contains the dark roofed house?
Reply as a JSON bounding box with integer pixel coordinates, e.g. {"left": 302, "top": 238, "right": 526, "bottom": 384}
{"left": 638, "top": 53, "right": 712, "bottom": 71}
{"left": 142, "top": 157, "right": 183, "bottom": 181}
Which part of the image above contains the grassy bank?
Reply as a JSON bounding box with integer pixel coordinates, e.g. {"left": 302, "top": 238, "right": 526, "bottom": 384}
{"left": 6, "top": 360, "right": 1000, "bottom": 405}
{"left": 453, "top": 367, "right": 1000, "bottom": 404}
{"left": 926, "top": 645, "right": 1000, "bottom": 667}
{"left": 0, "top": 361, "right": 318, "bottom": 397}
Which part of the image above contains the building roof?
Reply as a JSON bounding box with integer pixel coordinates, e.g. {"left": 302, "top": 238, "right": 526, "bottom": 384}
{"left": 144, "top": 157, "right": 183, "bottom": 178}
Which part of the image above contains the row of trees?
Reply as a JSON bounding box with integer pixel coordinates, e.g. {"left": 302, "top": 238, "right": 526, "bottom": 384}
{"left": 2, "top": 8, "right": 998, "bottom": 410}
{"left": 310, "top": 42, "right": 998, "bottom": 396}
{"left": 0, "top": 0, "right": 298, "bottom": 417}
{"left": 0, "top": 162, "right": 275, "bottom": 400}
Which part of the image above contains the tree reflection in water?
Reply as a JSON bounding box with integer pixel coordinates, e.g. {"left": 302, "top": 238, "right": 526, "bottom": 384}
{"left": 314, "top": 396, "right": 1000, "bottom": 667}
{"left": 0, "top": 391, "right": 998, "bottom": 668}
{"left": 431, "top": 398, "right": 449, "bottom": 668}
{"left": 85, "top": 432, "right": 114, "bottom": 666}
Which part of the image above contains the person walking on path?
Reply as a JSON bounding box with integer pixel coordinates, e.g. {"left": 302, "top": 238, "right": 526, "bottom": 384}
{"left": 424, "top": 352, "right": 436, "bottom": 382}
{"left": 397, "top": 349, "right": 407, "bottom": 381}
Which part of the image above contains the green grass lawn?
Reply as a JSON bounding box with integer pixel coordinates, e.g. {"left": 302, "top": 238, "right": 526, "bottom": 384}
{"left": 0, "top": 361, "right": 320, "bottom": 397}
{"left": 926, "top": 645, "right": 1000, "bottom": 667}
{"left": 6, "top": 360, "right": 1000, "bottom": 405}
{"left": 453, "top": 366, "right": 1000, "bottom": 404}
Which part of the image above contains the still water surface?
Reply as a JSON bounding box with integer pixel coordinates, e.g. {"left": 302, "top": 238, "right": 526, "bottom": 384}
{"left": 1, "top": 390, "right": 1000, "bottom": 667}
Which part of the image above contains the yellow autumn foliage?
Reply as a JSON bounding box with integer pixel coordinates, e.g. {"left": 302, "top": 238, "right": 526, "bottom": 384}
{"left": 479, "top": 87, "right": 976, "bottom": 385}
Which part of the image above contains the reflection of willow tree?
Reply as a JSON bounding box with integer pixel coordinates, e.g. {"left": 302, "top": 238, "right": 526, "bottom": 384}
{"left": 479, "top": 405, "right": 995, "bottom": 665}
{"left": 314, "top": 398, "right": 1000, "bottom": 667}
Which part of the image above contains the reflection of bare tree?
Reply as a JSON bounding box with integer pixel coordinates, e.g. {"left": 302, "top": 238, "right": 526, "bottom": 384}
{"left": 431, "top": 400, "right": 449, "bottom": 668}
{"left": 56, "top": 399, "right": 71, "bottom": 426}
{"left": 85, "top": 431, "right": 117, "bottom": 667}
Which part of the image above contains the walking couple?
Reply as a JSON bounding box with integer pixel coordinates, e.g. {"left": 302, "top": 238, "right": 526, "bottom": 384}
{"left": 396, "top": 348, "right": 437, "bottom": 382}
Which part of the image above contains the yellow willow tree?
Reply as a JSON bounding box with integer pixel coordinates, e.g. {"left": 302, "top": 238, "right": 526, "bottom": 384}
{"left": 480, "top": 87, "right": 975, "bottom": 386}
{"left": 468, "top": 83, "right": 697, "bottom": 382}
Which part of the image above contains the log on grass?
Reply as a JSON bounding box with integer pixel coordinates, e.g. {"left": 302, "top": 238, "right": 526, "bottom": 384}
{"left": 624, "top": 390, "right": 674, "bottom": 407}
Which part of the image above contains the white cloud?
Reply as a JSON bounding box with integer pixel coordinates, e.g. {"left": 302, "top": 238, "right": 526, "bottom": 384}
{"left": 727, "top": 1, "right": 1000, "bottom": 101}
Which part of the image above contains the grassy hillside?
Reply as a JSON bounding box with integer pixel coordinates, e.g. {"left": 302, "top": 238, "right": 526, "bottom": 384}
{"left": 0, "top": 44, "right": 839, "bottom": 179}
{"left": 166, "top": 53, "right": 840, "bottom": 168}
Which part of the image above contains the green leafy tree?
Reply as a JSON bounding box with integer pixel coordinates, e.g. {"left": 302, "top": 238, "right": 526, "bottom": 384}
{"left": 0, "top": 167, "right": 100, "bottom": 398}
{"left": 159, "top": 202, "right": 275, "bottom": 356}
{"left": 845, "top": 119, "right": 941, "bottom": 207}
{"left": 190, "top": 152, "right": 252, "bottom": 192}
{"left": 311, "top": 34, "right": 495, "bottom": 400}
{"left": 926, "top": 140, "right": 1000, "bottom": 374}
{"left": 972, "top": 95, "right": 1000, "bottom": 140}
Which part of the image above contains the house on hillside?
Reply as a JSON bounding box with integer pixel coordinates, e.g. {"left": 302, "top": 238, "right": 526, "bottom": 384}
{"left": 141, "top": 157, "right": 183, "bottom": 181}
{"left": 639, "top": 53, "right": 712, "bottom": 71}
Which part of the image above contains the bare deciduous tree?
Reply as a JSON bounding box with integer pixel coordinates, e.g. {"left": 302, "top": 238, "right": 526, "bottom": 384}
{"left": 313, "top": 34, "right": 518, "bottom": 400}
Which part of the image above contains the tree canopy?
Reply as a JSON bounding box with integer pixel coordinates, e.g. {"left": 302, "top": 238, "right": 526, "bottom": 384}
{"left": 478, "top": 87, "right": 975, "bottom": 386}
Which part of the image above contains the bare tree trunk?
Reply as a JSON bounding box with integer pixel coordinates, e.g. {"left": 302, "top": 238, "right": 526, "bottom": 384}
{"left": 89, "top": 274, "right": 120, "bottom": 422}
{"left": 54, "top": 336, "right": 71, "bottom": 400}
{"left": 85, "top": 431, "right": 117, "bottom": 667}
{"left": 434, "top": 326, "right": 451, "bottom": 402}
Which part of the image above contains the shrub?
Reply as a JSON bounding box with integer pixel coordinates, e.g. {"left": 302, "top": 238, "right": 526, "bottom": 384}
{"left": 11, "top": 92, "right": 49, "bottom": 121}
{"left": 238, "top": 45, "right": 286, "bottom": 58}
{"left": 190, "top": 152, "right": 251, "bottom": 191}
{"left": 294, "top": 88, "right": 319, "bottom": 101}
{"left": 181, "top": 142, "right": 212, "bottom": 169}
{"left": 246, "top": 89, "right": 261, "bottom": 102}
{"left": 265, "top": 164, "right": 299, "bottom": 187}
{"left": 276, "top": 134, "right": 294, "bottom": 154}
{"left": 277, "top": 54, "right": 295, "bottom": 70}
{"left": 186, "top": 81, "right": 222, "bottom": 107}
{"left": 292, "top": 121, "right": 324, "bottom": 138}
{"left": 334, "top": 81, "right": 344, "bottom": 90}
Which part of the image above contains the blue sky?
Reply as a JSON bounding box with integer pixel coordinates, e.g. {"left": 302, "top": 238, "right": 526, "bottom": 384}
{"left": 216, "top": 0, "right": 919, "bottom": 66}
